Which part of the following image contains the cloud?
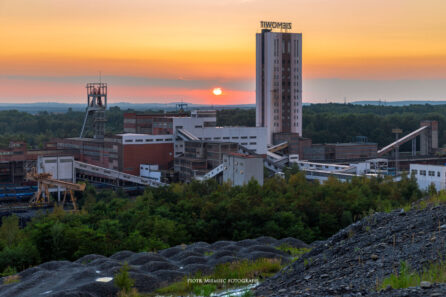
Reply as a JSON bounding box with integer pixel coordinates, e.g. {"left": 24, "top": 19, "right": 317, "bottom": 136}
{"left": 0, "top": 75, "right": 255, "bottom": 92}
{"left": 303, "top": 79, "right": 446, "bottom": 103}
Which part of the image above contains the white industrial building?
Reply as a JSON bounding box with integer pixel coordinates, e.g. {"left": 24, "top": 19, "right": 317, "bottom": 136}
{"left": 256, "top": 27, "right": 302, "bottom": 145}
{"left": 37, "top": 156, "right": 75, "bottom": 200}
{"left": 173, "top": 111, "right": 267, "bottom": 156}
{"left": 222, "top": 153, "right": 264, "bottom": 186}
{"left": 410, "top": 164, "right": 446, "bottom": 191}
{"left": 139, "top": 164, "right": 161, "bottom": 182}
{"left": 287, "top": 158, "right": 389, "bottom": 183}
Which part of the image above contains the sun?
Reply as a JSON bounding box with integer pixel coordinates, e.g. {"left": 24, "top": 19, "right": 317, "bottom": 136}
{"left": 212, "top": 88, "right": 223, "bottom": 96}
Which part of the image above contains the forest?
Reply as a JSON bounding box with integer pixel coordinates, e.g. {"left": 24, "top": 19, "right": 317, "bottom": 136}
{"left": 1, "top": 103, "right": 446, "bottom": 149}
{"left": 217, "top": 104, "right": 446, "bottom": 148}
{"left": 0, "top": 172, "right": 421, "bottom": 274}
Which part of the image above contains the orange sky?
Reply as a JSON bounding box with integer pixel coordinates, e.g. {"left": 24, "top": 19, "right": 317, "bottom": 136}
{"left": 1, "top": 0, "right": 446, "bottom": 104}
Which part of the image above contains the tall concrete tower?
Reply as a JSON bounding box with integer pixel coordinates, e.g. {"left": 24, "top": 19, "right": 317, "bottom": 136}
{"left": 80, "top": 83, "right": 107, "bottom": 139}
{"left": 256, "top": 23, "right": 302, "bottom": 145}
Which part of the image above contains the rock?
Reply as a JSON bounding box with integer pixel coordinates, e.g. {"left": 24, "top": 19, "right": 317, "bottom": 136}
{"left": 254, "top": 204, "right": 446, "bottom": 297}
{"left": 0, "top": 237, "right": 300, "bottom": 297}
{"left": 420, "top": 281, "right": 432, "bottom": 289}
{"left": 320, "top": 274, "right": 329, "bottom": 278}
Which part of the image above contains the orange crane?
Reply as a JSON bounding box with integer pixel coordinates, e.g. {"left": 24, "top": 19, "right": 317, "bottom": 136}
{"left": 26, "top": 169, "right": 86, "bottom": 211}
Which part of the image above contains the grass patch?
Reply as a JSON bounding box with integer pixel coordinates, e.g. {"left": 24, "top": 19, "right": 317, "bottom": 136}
{"left": 1, "top": 266, "right": 20, "bottom": 285}
{"left": 275, "top": 244, "right": 311, "bottom": 261}
{"left": 419, "top": 191, "right": 446, "bottom": 209}
{"left": 154, "top": 258, "right": 282, "bottom": 296}
{"left": 402, "top": 204, "right": 412, "bottom": 212}
{"left": 117, "top": 288, "right": 142, "bottom": 297}
{"left": 2, "top": 274, "right": 20, "bottom": 285}
{"left": 192, "top": 284, "right": 217, "bottom": 296}
{"left": 1, "top": 266, "right": 17, "bottom": 277}
{"left": 379, "top": 260, "right": 446, "bottom": 290}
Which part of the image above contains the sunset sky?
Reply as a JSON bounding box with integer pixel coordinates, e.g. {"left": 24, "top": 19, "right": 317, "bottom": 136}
{"left": 1, "top": 0, "right": 446, "bottom": 104}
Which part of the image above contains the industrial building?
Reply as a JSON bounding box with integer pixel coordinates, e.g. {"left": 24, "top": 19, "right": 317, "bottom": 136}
{"left": 0, "top": 141, "right": 77, "bottom": 184}
{"left": 174, "top": 141, "right": 239, "bottom": 182}
{"left": 410, "top": 164, "right": 446, "bottom": 191}
{"left": 256, "top": 23, "right": 302, "bottom": 145}
{"left": 57, "top": 134, "right": 174, "bottom": 176}
{"left": 222, "top": 153, "right": 264, "bottom": 186}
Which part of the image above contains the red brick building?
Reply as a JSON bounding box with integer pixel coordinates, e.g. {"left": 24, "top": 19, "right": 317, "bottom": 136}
{"left": 57, "top": 134, "right": 174, "bottom": 176}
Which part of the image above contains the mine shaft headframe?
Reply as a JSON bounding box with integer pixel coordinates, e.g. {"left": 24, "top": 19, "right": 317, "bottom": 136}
{"left": 86, "top": 82, "right": 107, "bottom": 110}
{"left": 80, "top": 82, "right": 108, "bottom": 139}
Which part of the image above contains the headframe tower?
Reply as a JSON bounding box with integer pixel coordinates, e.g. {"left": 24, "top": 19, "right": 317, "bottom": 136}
{"left": 80, "top": 83, "right": 107, "bottom": 139}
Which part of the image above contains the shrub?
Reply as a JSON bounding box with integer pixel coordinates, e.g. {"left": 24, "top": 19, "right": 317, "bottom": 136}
{"left": 114, "top": 262, "right": 134, "bottom": 293}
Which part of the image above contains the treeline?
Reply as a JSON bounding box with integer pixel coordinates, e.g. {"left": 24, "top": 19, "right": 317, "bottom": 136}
{"left": 1, "top": 103, "right": 445, "bottom": 149}
{"left": 303, "top": 104, "right": 446, "bottom": 147}
{"left": 0, "top": 107, "right": 123, "bottom": 149}
{"left": 0, "top": 173, "right": 421, "bottom": 273}
{"left": 216, "top": 109, "right": 255, "bottom": 127}
{"left": 216, "top": 104, "right": 446, "bottom": 148}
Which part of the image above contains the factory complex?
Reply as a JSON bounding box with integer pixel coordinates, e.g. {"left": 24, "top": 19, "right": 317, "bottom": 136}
{"left": 1, "top": 21, "right": 445, "bottom": 206}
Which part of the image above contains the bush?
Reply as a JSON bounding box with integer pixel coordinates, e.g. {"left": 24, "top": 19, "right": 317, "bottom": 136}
{"left": 114, "top": 262, "right": 134, "bottom": 293}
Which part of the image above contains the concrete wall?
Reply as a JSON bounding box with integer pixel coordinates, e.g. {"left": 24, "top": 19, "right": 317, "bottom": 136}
{"left": 222, "top": 154, "right": 264, "bottom": 186}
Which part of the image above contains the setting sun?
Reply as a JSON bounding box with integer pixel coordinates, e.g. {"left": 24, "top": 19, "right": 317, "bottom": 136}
{"left": 212, "top": 88, "right": 223, "bottom": 96}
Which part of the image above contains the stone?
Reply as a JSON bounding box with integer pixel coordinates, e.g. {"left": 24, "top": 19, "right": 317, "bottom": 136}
{"left": 420, "top": 281, "right": 432, "bottom": 288}
{"left": 320, "top": 274, "right": 329, "bottom": 278}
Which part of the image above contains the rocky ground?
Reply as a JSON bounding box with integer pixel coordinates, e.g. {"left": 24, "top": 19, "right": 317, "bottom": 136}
{"left": 254, "top": 204, "right": 446, "bottom": 297}
{"left": 0, "top": 236, "right": 308, "bottom": 297}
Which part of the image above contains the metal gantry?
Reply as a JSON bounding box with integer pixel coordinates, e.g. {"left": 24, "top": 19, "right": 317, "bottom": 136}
{"left": 26, "top": 169, "right": 86, "bottom": 210}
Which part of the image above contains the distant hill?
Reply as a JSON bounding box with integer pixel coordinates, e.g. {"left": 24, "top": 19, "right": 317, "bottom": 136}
{"left": 351, "top": 100, "right": 446, "bottom": 106}
{"left": 0, "top": 102, "right": 255, "bottom": 114}
{"left": 2, "top": 100, "right": 446, "bottom": 113}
